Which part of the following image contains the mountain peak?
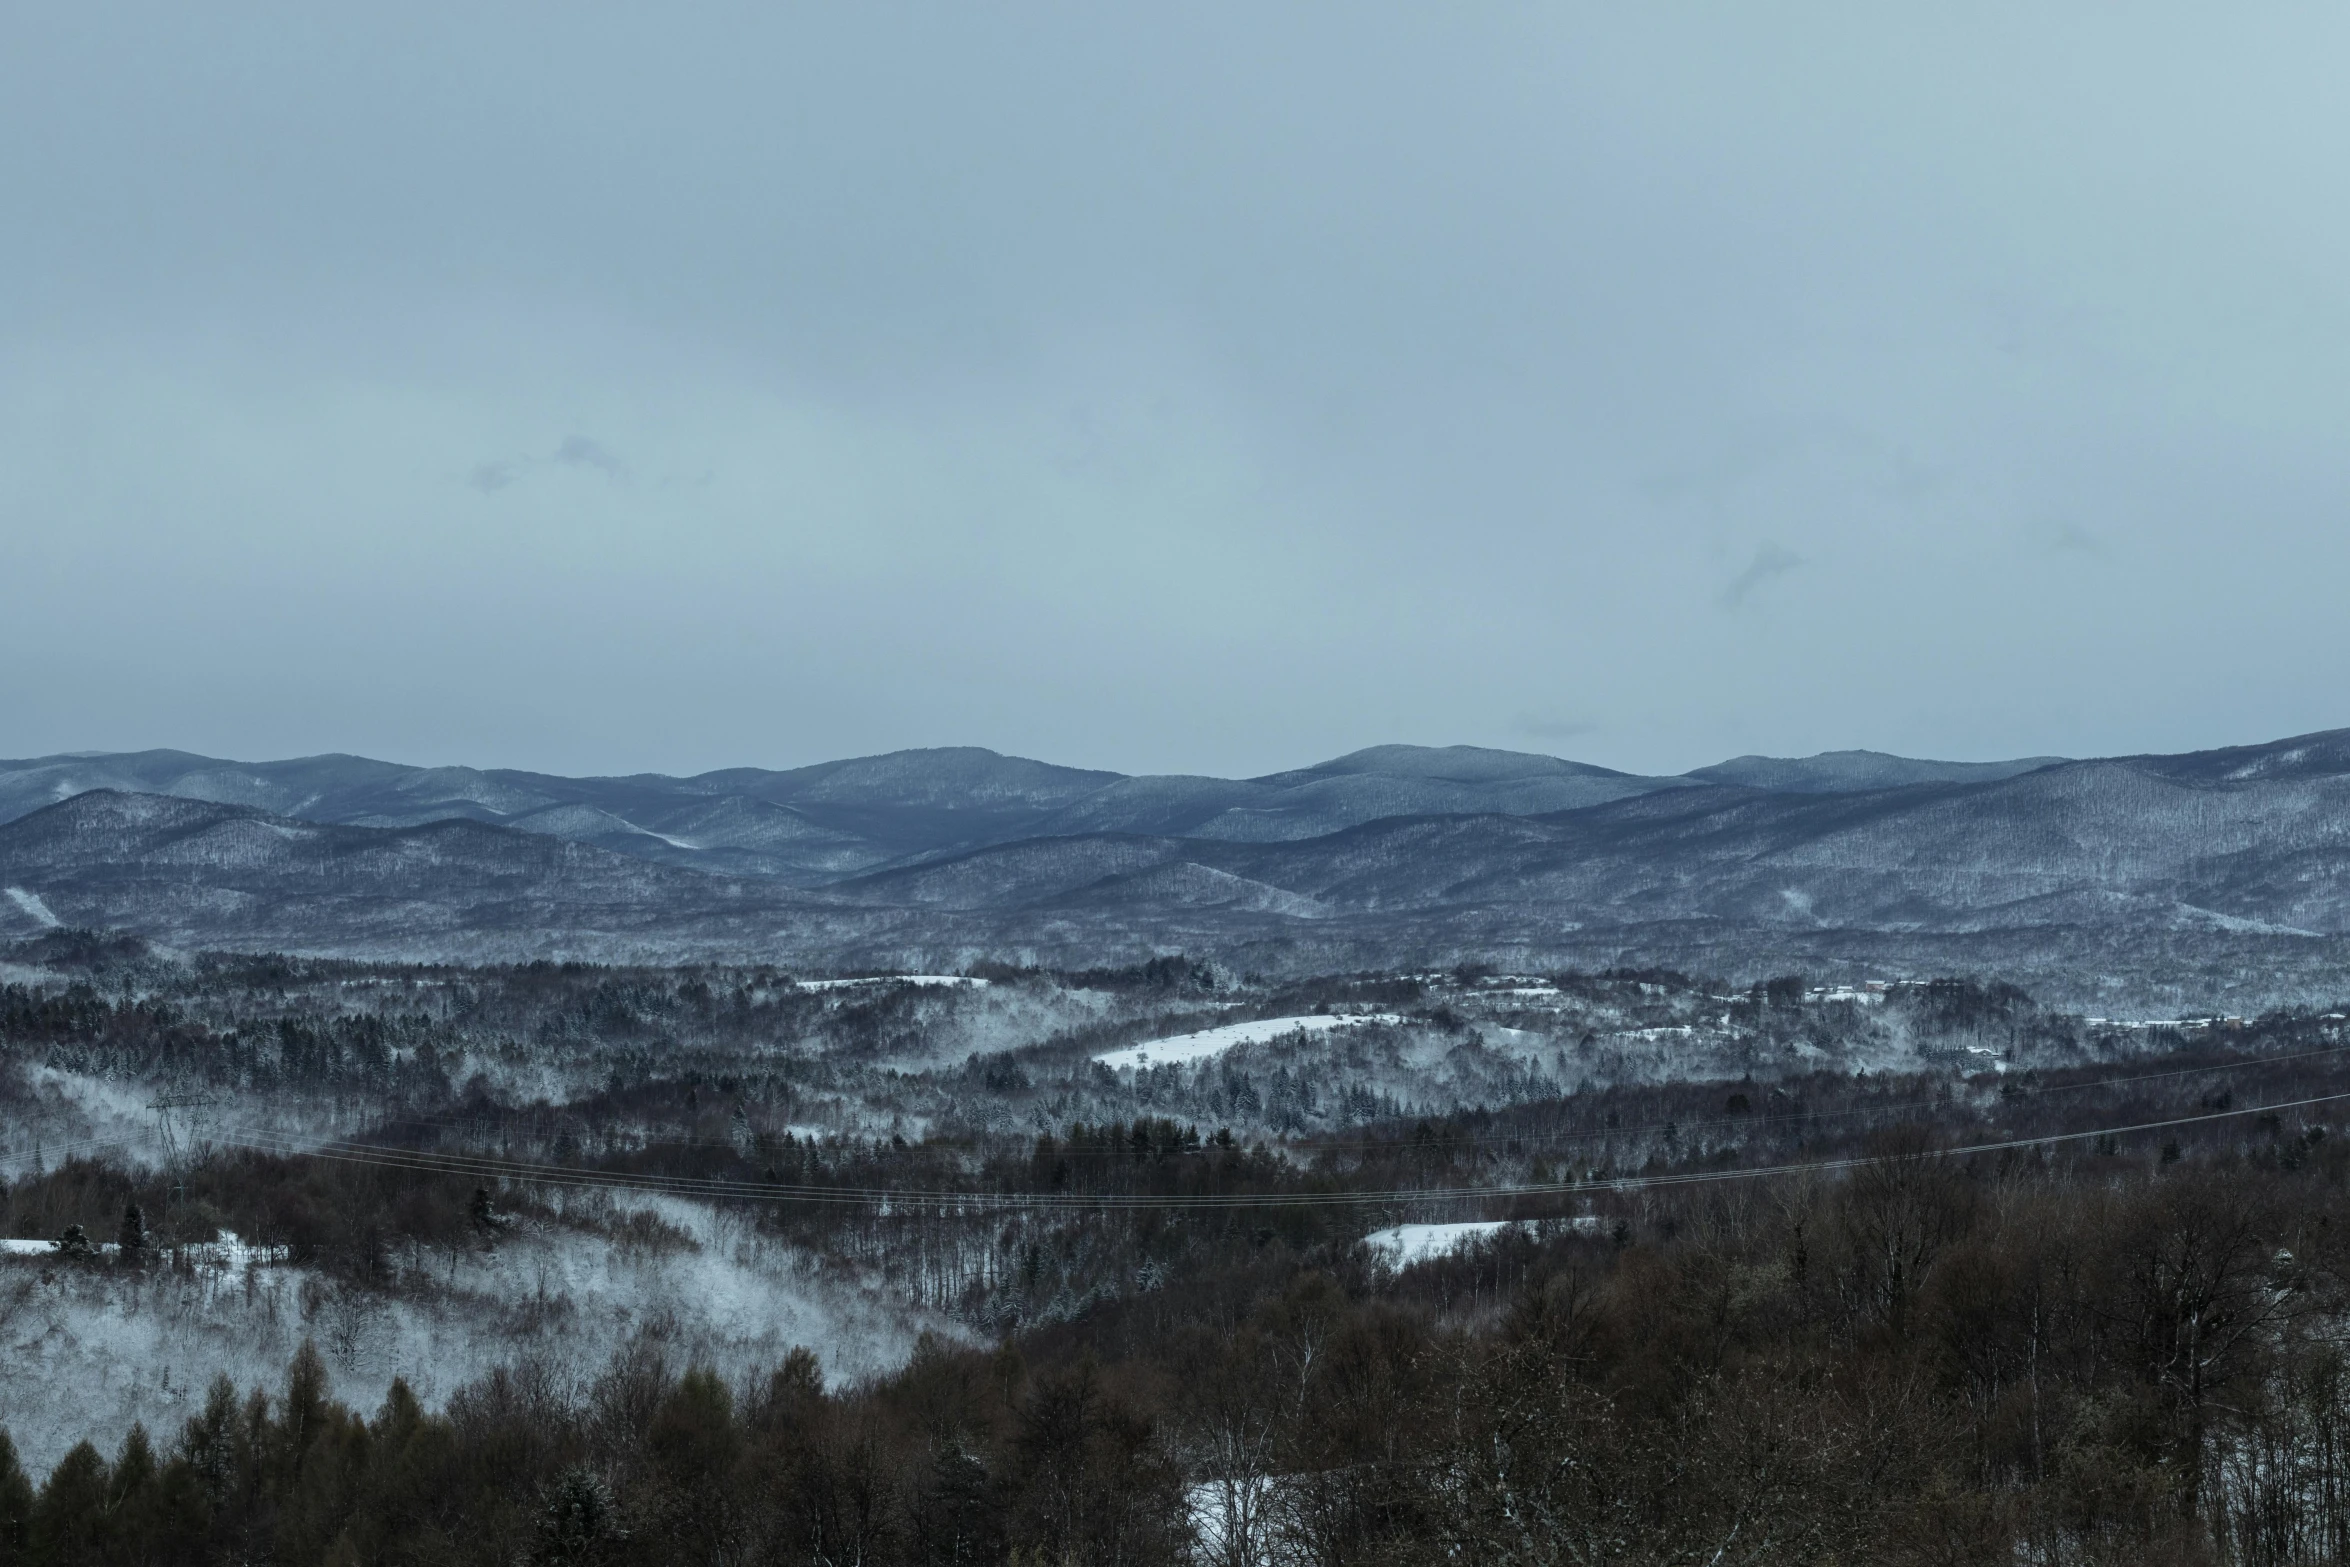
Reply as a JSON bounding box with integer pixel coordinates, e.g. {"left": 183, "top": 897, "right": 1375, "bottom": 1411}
{"left": 1258, "top": 744, "right": 1631, "bottom": 787}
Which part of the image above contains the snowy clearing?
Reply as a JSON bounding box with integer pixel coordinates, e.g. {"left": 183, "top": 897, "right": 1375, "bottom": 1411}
{"left": 1092, "top": 1013, "right": 1403, "bottom": 1070}
{"left": 0, "top": 1232, "right": 288, "bottom": 1268}
{"left": 4, "top": 886, "right": 61, "bottom": 927}
{"left": 1362, "top": 1222, "right": 1524, "bottom": 1265}
{"left": 1363, "top": 1216, "right": 1607, "bottom": 1267}
{"left": 798, "top": 975, "right": 988, "bottom": 991}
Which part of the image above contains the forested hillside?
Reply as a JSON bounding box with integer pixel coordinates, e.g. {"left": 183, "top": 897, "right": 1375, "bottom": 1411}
{"left": 6, "top": 930, "right": 2350, "bottom": 1562}
{"left": 10, "top": 732, "right": 2350, "bottom": 1004}
{"left": 10, "top": 1118, "right": 2350, "bottom": 1564}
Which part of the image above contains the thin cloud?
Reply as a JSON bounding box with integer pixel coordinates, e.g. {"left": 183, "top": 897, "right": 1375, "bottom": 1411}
{"left": 468, "top": 439, "right": 628, "bottom": 495}
{"left": 2044, "top": 520, "right": 2108, "bottom": 558}
{"left": 1719, "top": 542, "right": 1806, "bottom": 609}
{"left": 555, "top": 435, "right": 627, "bottom": 480}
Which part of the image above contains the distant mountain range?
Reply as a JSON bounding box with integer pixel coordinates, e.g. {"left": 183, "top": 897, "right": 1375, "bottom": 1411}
{"left": 5, "top": 734, "right": 2349, "bottom": 1004}
{"left": 0, "top": 743, "right": 2068, "bottom": 884}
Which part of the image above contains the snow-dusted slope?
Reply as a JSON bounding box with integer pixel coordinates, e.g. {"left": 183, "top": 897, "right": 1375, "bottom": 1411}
{"left": 8, "top": 731, "right": 2350, "bottom": 981}
{"left": 0, "top": 743, "right": 1700, "bottom": 877}
{"left": 0, "top": 1200, "right": 944, "bottom": 1477}
{"left": 839, "top": 732, "right": 2350, "bottom": 937}
{"left": 1091, "top": 1013, "right": 1403, "bottom": 1070}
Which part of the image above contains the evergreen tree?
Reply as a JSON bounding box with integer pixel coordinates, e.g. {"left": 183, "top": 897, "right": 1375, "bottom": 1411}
{"left": 646, "top": 1368, "right": 744, "bottom": 1562}
{"left": 176, "top": 1376, "right": 242, "bottom": 1517}
{"left": 534, "top": 1466, "right": 621, "bottom": 1566}
{"left": 278, "top": 1340, "right": 332, "bottom": 1470}
{"left": 914, "top": 1448, "right": 1003, "bottom": 1566}
{"left": 270, "top": 1342, "right": 369, "bottom": 1565}
{"left": 332, "top": 1377, "right": 459, "bottom": 1564}
{"left": 29, "top": 1442, "right": 108, "bottom": 1567}
{"left": 0, "top": 1429, "right": 32, "bottom": 1567}
{"left": 117, "top": 1203, "right": 148, "bottom": 1262}
{"left": 103, "top": 1426, "right": 161, "bottom": 1563}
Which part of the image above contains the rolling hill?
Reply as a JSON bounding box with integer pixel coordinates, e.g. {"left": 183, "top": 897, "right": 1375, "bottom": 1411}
{"left": 0, "top": 740, "right": 1993, "bottom": 881}
{"left": 5, "top": 731, "right": 2349, "bottom": 1004}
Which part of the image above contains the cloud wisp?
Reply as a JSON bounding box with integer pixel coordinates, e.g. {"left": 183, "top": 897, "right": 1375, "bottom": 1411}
{"left": 554, "top": 436, "right": 627, "bottom": 481}
{"left": 1719, "top": 544, "right": 1807, "bottom": 610}
{"left": 467, "top": 438, "right": 629, "bottom": 497}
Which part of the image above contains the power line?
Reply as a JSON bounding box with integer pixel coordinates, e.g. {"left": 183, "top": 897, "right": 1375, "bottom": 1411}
{"left": 15, "top": 1029, "right": 2344, "bottom": 1204}
{"left": 1291, "top": 1036, "right": 2350, "bottom": 1156}
{"left": 155, "top": 1028, "right": 2350, "bottom": 1169}
{"left": 192, "top": 1089, "right": 2350, "bottom": 1213}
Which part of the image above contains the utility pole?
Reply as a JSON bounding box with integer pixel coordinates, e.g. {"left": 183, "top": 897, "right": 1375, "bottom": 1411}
{"left": 147, "top": 1091, "right": 216, "bottom": 1233}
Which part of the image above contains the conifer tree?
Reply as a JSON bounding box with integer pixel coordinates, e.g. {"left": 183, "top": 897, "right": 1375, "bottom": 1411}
{"left": 279, "top": 1340, "right": 331, "bottom": 1468}
{"left": 647, "top": 1367, "right": 745, "bottom": 1561}
{"left": 914, "top": 1448, "right": 1003, "bottom": 1566}
{"left": 535, "top": 1466, "right": 621, "bottom": 1566}
{"left": 29, "top": 1441, "right": 108, "bottom": 1567}
{"left": 103, "top": 1425, "right": 160, "bottom": 1563}
{"left": 177, "top": 1376, "right": 243, "bottom": 1516}
{"left": 0, "top": 1429, "right": 32, "bottom": 1567}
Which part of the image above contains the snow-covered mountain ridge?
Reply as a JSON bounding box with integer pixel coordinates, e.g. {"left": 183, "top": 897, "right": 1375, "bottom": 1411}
{"left": 3, "top": 730, "right": 2349, "bottom": 996}
{"left": 0, "top": 740, "right": 2064, "bottom": 882}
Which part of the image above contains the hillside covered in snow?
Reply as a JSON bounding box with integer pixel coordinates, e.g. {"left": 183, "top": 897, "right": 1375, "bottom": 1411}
{"left": 6, "top": 731, "right": 2350, "bottom": 1002}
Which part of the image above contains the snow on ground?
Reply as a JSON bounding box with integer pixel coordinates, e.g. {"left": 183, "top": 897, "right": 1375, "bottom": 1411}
{"left": 0, "top": 1199, "right": 951, "bottom": 1478}
{"left": 1189, "top": 1477, "right": 1278, "bottom": 1564}
{"left": 798, "top": 975, "right": 988, "bottom": 991}
{"left": 4, "top": 1070, "right": 458, "bottom": 1183}
{"left": 0, "top": 1233, "right": 288, "bottom": 1265}
{"left": 4, "top": 887, "right": 61, "bottom": 927}
{"left": 1362, "top": 1216, "right": 1607, "bottom": 1267}
{"left": 0, "top": 1068, "right": 178, "bottom": 1179}
{"left": 1092, "top": 1013, "right": 1404, "bottom": 1071}
{"left": 1362, "top": 1221, "right": 1524, "bottom": 1266}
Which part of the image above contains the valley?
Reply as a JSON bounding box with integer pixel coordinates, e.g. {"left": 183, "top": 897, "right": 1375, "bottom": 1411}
{"left": 9, "top": 736, "right": 2350, "bottom": 1561}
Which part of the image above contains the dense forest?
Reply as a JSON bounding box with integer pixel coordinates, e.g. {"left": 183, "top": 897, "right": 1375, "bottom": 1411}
{"left": 8, "top": 932, "right": 2350, "bottom": 1562}
{"left": 13, "top": 1130, "right": 2350, "bottom": 1563}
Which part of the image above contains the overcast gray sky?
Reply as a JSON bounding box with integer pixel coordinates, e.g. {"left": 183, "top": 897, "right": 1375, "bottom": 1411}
{"left": 5, "top": 5, "right": 2346, "bottom": 779}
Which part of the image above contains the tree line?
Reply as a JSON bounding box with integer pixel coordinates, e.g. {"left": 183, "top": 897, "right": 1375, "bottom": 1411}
{"left": 14, "top": 1123, "right": 2350, "bottom": 1562}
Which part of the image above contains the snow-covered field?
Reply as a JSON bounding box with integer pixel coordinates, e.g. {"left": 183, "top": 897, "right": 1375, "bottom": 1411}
{"left": 0, "top": 1233, "right": 283, "bottom": 1265}
{"left": 1361, "top": 1221, "right": 1525, "bottom": 1266}
{"left": 1362, "top": 1216, "right": 1608, "bottom": 1267}
{"left": 797, "top": 975, "right": 987, "bottom": 991}
{"left": 1092, "top": 1013, "right": 1404, "bottom": 1070}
